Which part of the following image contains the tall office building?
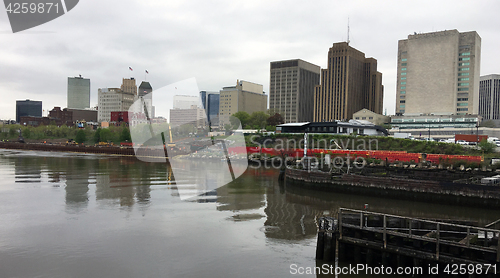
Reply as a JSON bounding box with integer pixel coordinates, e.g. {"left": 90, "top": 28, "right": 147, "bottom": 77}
{"left": 200, "top": 91, "right": 220, "bottom": 126}
{"left": 121, "top": 78, "right": 137, "bottom": 95}
{"left": 67, "top": 76, "right": 90, "bottom": 109}
{"left": 395, "top": 30, "right": 481, "bottom": 115}
{"left": 479, "top": 74, "right": 500, "bottom": 120}
{"left": 219, "top": 80, "right": 267, "bottom": 127}
{"left": 270, "top": 59, "right": 320, "bottom": 123}
{"left": 16, "top": 99, "right": 42, "bottom": 123}
{"left": 138, "top": 81, "right": 154, "bottom": 118}
{"left": 138, "top": 81, "right": 152, "bottom": 97}
{"left": 313, "top": 42, "right": 383, "bottom": 122}
{"left": 97, "top": 88, "right": 135, "bottom": 122}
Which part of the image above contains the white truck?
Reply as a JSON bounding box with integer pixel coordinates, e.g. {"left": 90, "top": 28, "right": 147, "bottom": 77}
{"left": 393, "top": 132, "right": 413, "bottom": 139}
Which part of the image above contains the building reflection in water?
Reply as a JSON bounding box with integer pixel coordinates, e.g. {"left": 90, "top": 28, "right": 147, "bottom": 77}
{"left": 216, "top": 169, "right": 266, "bottom": 212}
{"left": 95, "top": 158, "right": 162, "bottom": 209}
{"left": 14, "top": 156, "right": 42, "bottom": 183}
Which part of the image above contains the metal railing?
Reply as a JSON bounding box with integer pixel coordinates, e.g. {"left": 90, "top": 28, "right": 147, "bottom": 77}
{"left": 338, "top": 208, "right": 500, "bottom": 262}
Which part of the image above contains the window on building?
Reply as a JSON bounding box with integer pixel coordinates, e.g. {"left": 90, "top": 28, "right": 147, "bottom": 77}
{"left": 400, "top": 91, "right": 406, "bottom": 94}
{"left": 458, "top": 72, "right": 470, "bottom": 76}
{"left": 401, "top": 82, "right": 406, "bottom": 85}
{"left": 400, "top": 105, "right": 405, "bottom": 108}
{"left": 459, "top": 63, "right": 470, "bottom": 66}
{"left": 401, "top": 68, "right": 407, "bottom": 71}
{"left": 457, "top": 108, "right": 468, "bottom": 111}
{"left": 362, "top": 117, "right": 366, "bottom": 120}
{"left": 355, "top": 117, "right": 359, "bottom": 119}
{"left": 458, "top": 83, "right": 469, "bottom": 86}
{"left": 458, "top": 88, "right": 469, "bottom": 91}
{"left": 458, "top": 78, "right": 469, "bottom": 81}
{"left": 459, "top": 57, "right": 470, "bottom": 61}
{"left": 369, "top": 117, "right": 373, "bottom": 120}
{"left": 459, "top": 52, "right": 471, "bottom": 56}
{"left": 401, "top": 77, "right": 407, "bottom": 80}
{"left": 401, "top": 63, "right": 407, "bottom": 66}
{"left": 401, "top": 86, "right": 406, "bottom": 89}
{"left": 457, "top": 103, "right": 468, "bottom": 106}
{"left": 400, "top": 95, "right": 405, "bottom": 99}
{"left": 400, "top": 100, "right": 405, "bottom": 103}
{"left": 402, "top": 58, "right": 407, "bottom": 61}
{"left": 457, "top": 98, "right": 469, "bottom": 101}
{"left": 401, "top": 72, "right": 407, "bottom": 75}
{"left": 459, "top": 68, "right": 470, "bottom": 71}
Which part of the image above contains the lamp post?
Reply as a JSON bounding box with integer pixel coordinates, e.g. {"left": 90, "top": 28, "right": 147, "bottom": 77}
{"left": 476, "top": 124, "right": 479, "bottom": 144}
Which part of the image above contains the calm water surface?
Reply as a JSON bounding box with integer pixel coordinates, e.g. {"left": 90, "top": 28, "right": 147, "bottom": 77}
{"left": 0, "top": 149, "right": 499, "bottom": 278}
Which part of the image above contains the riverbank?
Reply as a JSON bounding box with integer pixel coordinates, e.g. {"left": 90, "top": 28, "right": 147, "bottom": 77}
{"left": 285, "top": 167, "right": 500, "bottom": 208}
{"left": 0, "top": 141, "right": 136, "bottom": 156}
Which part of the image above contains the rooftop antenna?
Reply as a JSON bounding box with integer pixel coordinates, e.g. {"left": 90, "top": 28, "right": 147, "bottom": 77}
{"left": 347, "top": 17, "right": 350, "bottom": 45}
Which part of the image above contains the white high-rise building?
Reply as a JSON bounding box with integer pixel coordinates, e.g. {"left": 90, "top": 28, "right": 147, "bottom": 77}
{"left": 396, "top": 30, "right": 481, "bottom": 115}
{"left": 67, "top": 76, "right": 90, "bottom": 109}
{"left": 97, "top": 88, "right": 135, "bottom": 123}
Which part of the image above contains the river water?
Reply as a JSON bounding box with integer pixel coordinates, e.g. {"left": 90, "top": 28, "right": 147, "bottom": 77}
{"left": 0, "top": 149, "right": 498, "bottom": 278}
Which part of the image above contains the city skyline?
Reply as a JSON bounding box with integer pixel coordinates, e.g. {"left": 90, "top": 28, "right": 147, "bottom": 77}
{"left": 1, "top": 1, "right": 500, "bottom": 120}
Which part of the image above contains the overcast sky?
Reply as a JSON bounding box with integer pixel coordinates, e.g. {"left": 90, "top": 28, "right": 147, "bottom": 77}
{"left": 1, "top": 0, "right": 499, "bottom": 121}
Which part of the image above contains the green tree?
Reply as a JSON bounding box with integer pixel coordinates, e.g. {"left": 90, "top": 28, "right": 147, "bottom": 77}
{"left": 478, "top": 139, "right": 496, "bottom": 153}
{"left": 265, "top": 125, "right": 276, "bottom": 131}
{"left": 231, "top": 111, "right": 250, "bottom": 128}
{"left": 75, "top": 129, "right": 86, "bottom": 144}
{"left": 99, "top": 128, "right": 112, "bottom": 142}
{"left": 119, "top": 127, "right": 131, "bottom": 142}
{"left": 248, "top": 111, "right": 269, "bottom": 129}
{"left": 94, "top": 128, "right": 101, "bottom": 143}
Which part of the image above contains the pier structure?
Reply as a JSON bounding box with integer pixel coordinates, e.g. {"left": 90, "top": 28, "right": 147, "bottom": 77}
{"left": 317, "top": 208, "right": 500, "bottom": 276}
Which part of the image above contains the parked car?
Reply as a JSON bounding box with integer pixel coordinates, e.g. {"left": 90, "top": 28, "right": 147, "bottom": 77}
{"left": 456, "top": 140, "right": 468, "bottom": 145}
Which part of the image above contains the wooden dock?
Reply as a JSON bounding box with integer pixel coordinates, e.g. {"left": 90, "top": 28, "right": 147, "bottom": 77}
{"left": 317, "top": 208, "right": 500, "bottom": 276}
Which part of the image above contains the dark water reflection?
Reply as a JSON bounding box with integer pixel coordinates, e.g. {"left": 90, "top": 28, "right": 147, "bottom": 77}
{"left": 0, "top": 149, "right": 499, "bottom": 277}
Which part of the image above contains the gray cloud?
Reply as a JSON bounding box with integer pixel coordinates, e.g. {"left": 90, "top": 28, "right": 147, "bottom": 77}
{"left": 1, "top": 0, "right": 499, "bottom": 120}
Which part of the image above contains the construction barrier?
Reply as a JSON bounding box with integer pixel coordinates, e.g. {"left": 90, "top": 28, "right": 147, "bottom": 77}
{"left": 245, "top": 147, "right": 483, "bottom": 164}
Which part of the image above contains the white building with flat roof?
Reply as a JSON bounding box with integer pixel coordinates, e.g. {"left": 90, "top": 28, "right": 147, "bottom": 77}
{"left": 396, "top": 30, "right": 481, "bottom": 116}
{"left": 67, "top": 76, "right": 90, "bottom": 109}
{"left": 97, "top": 88, "right": 135, "bottom": 123}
